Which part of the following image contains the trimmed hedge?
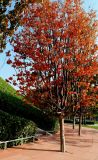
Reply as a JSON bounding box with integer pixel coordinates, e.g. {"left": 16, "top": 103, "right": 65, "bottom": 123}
{"left": 0, "top": 77, "right": 58, "bottom": 131}
{"left": 84, "top": 120, "right": 95, "bottom": 125}
{"left": 64, "top": 119, "right": 73, "bottom": 123}
{"left": 0, "top": 110, "right": 36, "bottom": 141}
{"left": 64, "top": 118, "right": 95, "bottom": 125}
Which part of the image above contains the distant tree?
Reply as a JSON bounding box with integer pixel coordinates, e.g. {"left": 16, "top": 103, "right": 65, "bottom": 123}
{"left": 7, "top": 0, "right": 98, "bottom": 152}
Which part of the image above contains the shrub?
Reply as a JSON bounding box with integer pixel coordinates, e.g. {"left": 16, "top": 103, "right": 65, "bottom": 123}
{"left": 0, "top": 110, "right": 36, "bottom": 141}
{"left": 64, "top": 119, "right": 73, "bottom": 123}
{"left": 0, "top": 78, "right": 58, "bottom": 131}
{"left": 84, "top": 120, "right": 95, "bottom": 125}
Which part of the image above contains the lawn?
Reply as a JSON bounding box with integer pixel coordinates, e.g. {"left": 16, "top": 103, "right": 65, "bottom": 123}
{"left": 83, "top": 121, "right": 98, "bottom": 130}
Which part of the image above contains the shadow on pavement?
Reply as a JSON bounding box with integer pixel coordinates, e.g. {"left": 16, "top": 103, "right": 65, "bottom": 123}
{"left": 12, "top": 147, "right": 60, "bottom": 152}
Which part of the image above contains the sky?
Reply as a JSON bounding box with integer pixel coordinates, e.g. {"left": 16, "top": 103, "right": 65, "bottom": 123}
{"left": 83, "top": 0, "right": 98, "bottom": 16}
{"left": 0, "top": 0, "right": 98, "bottom": 89}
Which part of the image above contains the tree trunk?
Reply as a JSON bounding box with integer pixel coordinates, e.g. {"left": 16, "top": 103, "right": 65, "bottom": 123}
{"left": 84, "top": 115, "right": 86, "bottom": 125}
{"left": 59, "top": 116, "right": 66, "bottom": 152}
{"left": 78, "top": 114, "right": 82, "bottom": 136}
{"left": 73, "top": 115, "right": 75, "bottom": 129}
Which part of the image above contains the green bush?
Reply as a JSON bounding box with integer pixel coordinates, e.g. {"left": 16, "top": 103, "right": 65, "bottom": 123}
{"left": 64, "top": 118, "right": 95, "bottom": 125}
{"left": 84, "top": 120, "right": 95, "bottom": 125}
{"left": 64, "top": 119, "right": 73, "bottom": 123}
{"left": 0, "top": 110, "right": 36, "bottom": 141}
{"left": 0, "top": 77, "right": 58, "bottom": 131}
{"left": 42, "top": 117, "right": 59, "bottom": 133}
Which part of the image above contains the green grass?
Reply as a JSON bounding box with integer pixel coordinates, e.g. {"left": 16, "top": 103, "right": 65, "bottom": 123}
{"left": 0, "top": 77, "right": 20, "bottom": 98}
{"left": 83, "top": 122, "right": 98, "bottom": 130}
{"left": 95, "top": 121, "right": 98, "bottom": 124}
{"left": 84, "top": 125, "right": 98, "bottom": 130}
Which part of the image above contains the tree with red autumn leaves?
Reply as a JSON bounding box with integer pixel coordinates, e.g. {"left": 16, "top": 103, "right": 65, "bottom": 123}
{"left": 0, "top": 0, "right": 44, "bottom": 52}
{"left": 6, "top": 0, "right": 98, "bottom": 152}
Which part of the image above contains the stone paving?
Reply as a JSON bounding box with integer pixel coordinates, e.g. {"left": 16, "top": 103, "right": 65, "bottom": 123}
{"left": 0, "top": 124, "right": 98, "bottom": 160}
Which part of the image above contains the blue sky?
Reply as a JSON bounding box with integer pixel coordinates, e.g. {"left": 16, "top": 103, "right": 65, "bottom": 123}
{"left": 83, "top": 0, "right": 98, "bottom": 15}
{"left": 0, "top": 0, "right": 98, "bottom": 88}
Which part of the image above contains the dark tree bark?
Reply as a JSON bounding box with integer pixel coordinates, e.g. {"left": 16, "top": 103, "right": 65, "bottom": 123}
{"left": 78, "top": 114, "right": 82, "bottom": 136}
{"left": 59, "top": 116, "right": 66, "bottom": 152}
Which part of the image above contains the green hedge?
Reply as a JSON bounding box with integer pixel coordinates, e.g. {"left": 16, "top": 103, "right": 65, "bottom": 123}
{"left": 0, "top": 110, "right": 36, "bottom": 142}
{"left": 84, "top": 120, "right": 95, "bottom": 125}
{"left": 0, "top": 91, "right": 58, "bottom": 130}
{"left": 0, "top": 77, "right": 58, "bottom": 131}
{"left": 64, "top": 118, "right": 95, "bottom": 125}
{"left": 64, "top": 119, "right": 73, "bottom": 123}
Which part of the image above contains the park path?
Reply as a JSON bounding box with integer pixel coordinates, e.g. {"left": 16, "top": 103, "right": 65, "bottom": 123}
{"left": 0, "top": 124, "right": 98, "bottom": 160}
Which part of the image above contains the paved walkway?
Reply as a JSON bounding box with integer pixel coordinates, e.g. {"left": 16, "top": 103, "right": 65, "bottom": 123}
{"left": 0, "top": 125, "right": 98, "bottom": 160}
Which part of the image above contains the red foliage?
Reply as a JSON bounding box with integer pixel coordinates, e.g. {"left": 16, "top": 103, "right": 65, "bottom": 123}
{"left": 7, "top": 59, "right": 12, "bottom": 64}
{"left": 7, "top": 1, "right": 98, "bottom": 115}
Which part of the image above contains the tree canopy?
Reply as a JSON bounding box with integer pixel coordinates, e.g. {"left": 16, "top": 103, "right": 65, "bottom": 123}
{"left": 6, "top": 0, "right": 98, "bottom": 152}
{"left": 7, "top": 0, "right": 98, "bottom": 111}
